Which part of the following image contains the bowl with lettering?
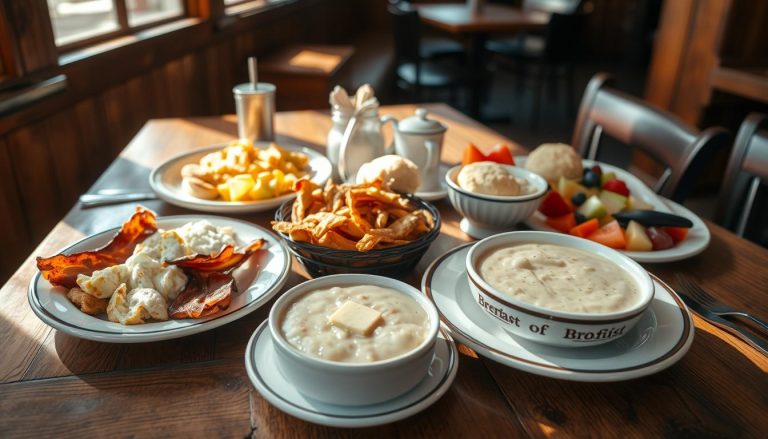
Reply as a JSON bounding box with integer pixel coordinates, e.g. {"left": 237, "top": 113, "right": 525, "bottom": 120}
{"left": 268, "top": 274, "right": 440, "bottom": 405}
{"left": 466, "top": 231, "right": 654, "bottom": 347}
{"left": 445, "top": 163, "right": 549, "bottom": 239}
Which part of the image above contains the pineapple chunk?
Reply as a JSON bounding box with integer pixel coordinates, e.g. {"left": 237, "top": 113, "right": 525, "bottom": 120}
{"left": 228, "top": 174, "right": 255, "bottom": 201}
{"left": 625, "top": 220, "right": 653, "bottom": 251}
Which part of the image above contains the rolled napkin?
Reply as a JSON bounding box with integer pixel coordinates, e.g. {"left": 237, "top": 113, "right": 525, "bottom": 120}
{"left": 329, "top": 84, "right": 379, "bottom": 111}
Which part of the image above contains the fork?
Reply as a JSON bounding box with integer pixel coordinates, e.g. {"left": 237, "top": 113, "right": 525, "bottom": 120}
{"left": 677, "top": 274, "right": 768, "bottom": 333}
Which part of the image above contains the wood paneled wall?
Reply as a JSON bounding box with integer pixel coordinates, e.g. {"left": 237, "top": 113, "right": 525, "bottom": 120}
{"left": 0, "top": 0, "right": 367, "bottom": 282}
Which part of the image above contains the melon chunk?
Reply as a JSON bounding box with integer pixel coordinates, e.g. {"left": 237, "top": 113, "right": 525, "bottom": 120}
{"left": 625, "top": 220, "right": 653, "bottom": 251}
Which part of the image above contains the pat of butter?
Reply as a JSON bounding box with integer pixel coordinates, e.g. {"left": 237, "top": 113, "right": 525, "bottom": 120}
{"left": 329, "top": 301, "right": 383, "bottom": 336}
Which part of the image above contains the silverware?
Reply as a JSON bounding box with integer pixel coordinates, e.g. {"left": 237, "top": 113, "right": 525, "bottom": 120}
{"left": 677, "top": 275, "right": 768, "bottom": 333}
{"left": 676, "top": 288, "right": 768, "bottom": 356}
{"left": 79, "top": 192, "right": 157, "bottom": 208}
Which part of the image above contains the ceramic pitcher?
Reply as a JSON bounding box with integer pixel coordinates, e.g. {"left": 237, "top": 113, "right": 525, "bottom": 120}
{"left": 381, "top": 108, "right": 447, "bottom": 192}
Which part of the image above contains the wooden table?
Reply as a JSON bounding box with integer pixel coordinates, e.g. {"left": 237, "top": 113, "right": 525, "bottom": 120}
{"left": 1, "top": 104, "right": 766, "bottom": 437}
{"left": 417, "top": 4, "right": 549, "bottom": 118}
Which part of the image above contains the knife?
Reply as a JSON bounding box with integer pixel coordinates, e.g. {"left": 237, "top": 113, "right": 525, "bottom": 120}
{"left": 79, "top": 192, "right": 158, "bottom": 208}
{"left": 613, "top": 210, "right": 694, "bottom": 228}
{"left": 678, "top": 292, "right": 768, "bottom": 356}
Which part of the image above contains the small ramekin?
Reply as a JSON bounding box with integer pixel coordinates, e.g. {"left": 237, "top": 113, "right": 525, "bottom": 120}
{"left": 268, "top": 274, "right": 440, "bottom": 405}
{"left": 445, "top": 164, "right": 548, "bottom": 238}
{"left": 466, "top": 231, "right": 655, "bottom": 347}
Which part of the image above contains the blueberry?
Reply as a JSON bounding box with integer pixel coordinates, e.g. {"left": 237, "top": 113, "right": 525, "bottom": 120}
{"left": 574, "top": 213, "right": 588, "bottom": 224}
{"left": 571, "top": 192, "right": 587, "bottom": 206}
{"left": 582, "top": 171, "right": 600, "bottom": 188}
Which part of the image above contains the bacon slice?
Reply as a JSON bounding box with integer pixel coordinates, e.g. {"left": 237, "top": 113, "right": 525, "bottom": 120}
{"left": 168, "top": 272, "right": 234, "bottom": 319}
{"left": 169, "top": 239, "right": 265, "bottom": 273}
{"left": 36, "top": 207, "right": 158, "bottom": 289}
{"left": 167, "top": 239, "right": 266, "bottom": 320}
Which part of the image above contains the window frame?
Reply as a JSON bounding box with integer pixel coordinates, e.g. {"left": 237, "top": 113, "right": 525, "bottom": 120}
{"left": 51, "top": 0, "right": 191, "bottom": 53}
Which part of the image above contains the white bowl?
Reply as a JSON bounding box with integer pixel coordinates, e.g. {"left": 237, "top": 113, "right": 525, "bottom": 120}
{"left": 466, "top": 231, "right": 655, "bottom": 348}
{"left": 268, "top": 274, "right": 440, "bottom": 406}
{"left": 445, "top": 164, "right": 548, "bottom": 239}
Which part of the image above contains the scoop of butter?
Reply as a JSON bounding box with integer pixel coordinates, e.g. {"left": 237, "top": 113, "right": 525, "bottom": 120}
{"left": 329, "top": 300, "right": 383, "bottom": 336}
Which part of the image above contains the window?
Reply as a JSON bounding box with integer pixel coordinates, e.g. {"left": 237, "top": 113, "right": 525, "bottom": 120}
{"left": 47, "top": 0, "right": 185, "bottom": 49}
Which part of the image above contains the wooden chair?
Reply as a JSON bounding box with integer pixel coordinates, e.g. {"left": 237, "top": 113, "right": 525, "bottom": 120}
{"left": 388, "top": 3, "right": 465, "bottom": 100}
{"left": 387, "top": 0, "right": 465, "bottom": 61}
{"left": 716, "top": 113, "right": 768, "bottom": 240}
{"left": 572, "top": 73, "right": 730, "bottom": 203}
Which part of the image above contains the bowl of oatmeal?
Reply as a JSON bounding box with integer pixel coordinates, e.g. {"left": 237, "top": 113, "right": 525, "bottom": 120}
{"left": 445, "top": 162, "right": 548, "bottom": 239}
{"left": 268, "top": 274, "right": 440, "bottom": 405}
{"left": 466, "top": 231, "right": 654, "bottom": 347}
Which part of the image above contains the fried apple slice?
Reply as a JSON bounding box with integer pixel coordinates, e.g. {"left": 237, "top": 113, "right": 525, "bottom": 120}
{"left": 36, "top": 207, "right": 158, "bottom": 289}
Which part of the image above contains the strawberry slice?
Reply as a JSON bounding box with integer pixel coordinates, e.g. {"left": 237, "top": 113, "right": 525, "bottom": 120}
{"left": 602, "top": 179, "right": 630, "bottom": 196}
{"left": 462, "top": 143, "right": 488, "bottom": 165}
{"left": 485, "top": 144, "right": 515, "bottom": 165}
{"left": 538, "top": 191, "right": 573, "bottom": 217}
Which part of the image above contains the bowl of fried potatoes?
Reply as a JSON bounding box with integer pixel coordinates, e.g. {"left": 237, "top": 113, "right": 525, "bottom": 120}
{"left": 272, "top": 180, "right": 440, "bottom": 277}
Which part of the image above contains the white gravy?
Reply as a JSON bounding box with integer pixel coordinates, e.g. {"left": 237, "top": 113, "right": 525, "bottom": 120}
{"left": 480, "top": 243, "right": 640, "bottom": 313}
{"left": 281, "top": 285, "right": 430, "bottom": 363}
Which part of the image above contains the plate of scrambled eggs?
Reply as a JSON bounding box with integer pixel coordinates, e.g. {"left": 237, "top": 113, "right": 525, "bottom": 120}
{"left": 149, "top": 141, "right": 333, "bottom": 213}
{"left": 28, "top": 214, "right": 290, "bottom": 343}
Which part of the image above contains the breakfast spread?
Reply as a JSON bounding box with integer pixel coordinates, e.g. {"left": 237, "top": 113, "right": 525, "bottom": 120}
{"left": 271, "top": 179, "right": 434, "bottom": 251}
{"left": 36, "top": 208, "right": 264, "bottom": 324}
{"left": 180, "top": 141, "right": 309, "bottom": 202}
{"left": 479, "top": 243, "right": 641, "bottom": 314}
{"left": 355, "top": 155, "right": 421, "bottom": 194}
{"left": 280, "top": 285, "right": 430, "bottom": 363}
{"left": 457, "top": 161, "right": 534, "bottom": 196}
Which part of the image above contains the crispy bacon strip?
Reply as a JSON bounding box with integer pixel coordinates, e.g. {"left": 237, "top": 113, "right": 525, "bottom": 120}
{"left": 166, "top": 239, "right": 265, "bottom": 319}
{"left": 169, "top": 239, "right": 265, "bottom": 273}
{"left": 36, "top": 207, "right": 158, "bottom": 289}
{"left": 168, "top": 272, "right": 235, "bottom": 319}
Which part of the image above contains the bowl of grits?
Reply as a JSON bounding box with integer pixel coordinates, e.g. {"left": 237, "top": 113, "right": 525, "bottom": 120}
{"left": 268, "top": 274, "right": 440, "bottom": 405}
{"left": 445, "top": 162, "right": 548, "bottom": 239}
{"left": 466, "top": 231, "right": 654, "bottom": 347}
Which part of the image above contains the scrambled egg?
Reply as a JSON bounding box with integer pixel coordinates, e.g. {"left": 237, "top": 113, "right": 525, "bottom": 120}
{"left": 107, "top": 284, "right": 169, "bottom": 325}
{"left": 73, "top": 220, "right": 235, "bottom": 325}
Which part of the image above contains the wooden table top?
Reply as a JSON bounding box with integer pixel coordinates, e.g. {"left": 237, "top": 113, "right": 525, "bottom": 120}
{"left": 1, "top": 103, "right": 766, "bottom": 437}
{"left": 417, "top": 3, "right": 549, "bottom": 34}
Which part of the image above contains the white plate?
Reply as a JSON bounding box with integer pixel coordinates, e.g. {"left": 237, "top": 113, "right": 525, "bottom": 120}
{"left": 518, "top": 157, "right": 710, "bottom": 263}
{"left": 421, "top": 243, "right": 695, "bottom": 382}
{"left": 415, "top": 164, "right": 450, "bottom": 201}
{"left": 245, "top": 321, "right": 459, "bottom": 428}
{"left": 28, "top": 215, "right": 290, "bottom": 343}
{"left": 149, "top": 143, "right": 333, "bottom": 213}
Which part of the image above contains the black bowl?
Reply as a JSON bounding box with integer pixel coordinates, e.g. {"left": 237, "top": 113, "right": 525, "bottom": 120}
{"left": 273, "top": 196, "right": 441, "bottom": 277}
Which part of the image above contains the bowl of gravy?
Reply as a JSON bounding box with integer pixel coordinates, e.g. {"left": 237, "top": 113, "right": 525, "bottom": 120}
{"left": 268, "top": 274, "right": 440, "bottom": 405}
{"left": 466, "top": 231, "right": 654, "bottom": 347}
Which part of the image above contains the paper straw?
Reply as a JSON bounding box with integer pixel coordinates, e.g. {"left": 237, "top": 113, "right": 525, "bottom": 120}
{"left": 248, "top": 57, "right": 258, "bottom": 86}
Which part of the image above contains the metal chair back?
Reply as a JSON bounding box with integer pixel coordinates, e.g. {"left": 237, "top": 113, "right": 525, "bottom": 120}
{"left": 717, "top": 113, "right": 768, "bottom": 237}
{"left": 572, "top": 73, "right": 730, "bottom": 203}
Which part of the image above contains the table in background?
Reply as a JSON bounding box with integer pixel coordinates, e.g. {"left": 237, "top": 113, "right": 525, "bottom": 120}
{"left": 0, "top": 104, "right": 766, "bottom": 437}
{"left": 417, "top": 4, "right": 549, "bottom": 118}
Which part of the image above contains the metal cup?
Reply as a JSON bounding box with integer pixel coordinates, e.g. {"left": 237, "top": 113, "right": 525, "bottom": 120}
{"left": 233, "top": 83, "right": 276, "bottom": 142}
